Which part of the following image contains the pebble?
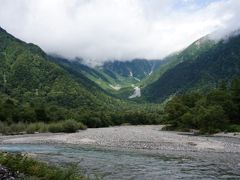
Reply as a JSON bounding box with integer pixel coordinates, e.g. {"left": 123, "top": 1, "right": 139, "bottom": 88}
{"left": 1, "top": 125, "right": 240, "bottom": 153}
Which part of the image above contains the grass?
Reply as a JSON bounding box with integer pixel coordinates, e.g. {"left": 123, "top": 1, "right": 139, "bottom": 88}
{"left": 0, "top": 152, "right": 86, "bottom": 180}
{"left": 0, "top": 119, "right": 87, "bottom": 135}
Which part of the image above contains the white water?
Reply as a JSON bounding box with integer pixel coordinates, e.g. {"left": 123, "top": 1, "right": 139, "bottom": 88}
{"left": 149, "top": 70, "right": 153, "bottom": 75}
{"left": 129, "top": 86, "right": 141, "bottom": 99}
{"left": 129, "top": 71, "right": 133, "bottom": 77}
{"left": 133, "top": 77, "right": 141, "bottom": 82}
{"left": 109, "top": 84, "right": 121, "bottom": 90}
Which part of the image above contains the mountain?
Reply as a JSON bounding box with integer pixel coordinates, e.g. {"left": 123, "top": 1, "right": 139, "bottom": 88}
{"left": 97, "top": 59, "right": 163, "bottom": 98}
{"left": 102, "top": 59, "right": 162, "bottom": 80}
{"left": 0, "top": 27, "right": 165, "bottom": 130}
{"left": 0, "top": 27, "right": 119, "bottom": 111}
{"left": 52, "top": 57, "right": 163, "bottom": 99}
{"left": 141, "top": 37, "right": 215, "bottom": 88}
{"left": 143, "top": 33, "right": 240, "bottom": 102}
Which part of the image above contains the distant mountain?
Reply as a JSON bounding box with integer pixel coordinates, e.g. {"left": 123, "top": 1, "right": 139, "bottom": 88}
{"left": 102, "top": 59, "right": 162, "bottom": 80}
{"left": 98, "top": 59, "right": 163, "bottom": 98}
{"left": 52, "top": 57, "right": 164, "bottom": 99}
{"left": 143, "top": 33, "right": 240, "bottom": 102}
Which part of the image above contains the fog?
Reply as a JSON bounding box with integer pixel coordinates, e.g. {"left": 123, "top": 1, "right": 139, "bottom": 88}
{"left": 0, "top": 0, "right": 240, "bottom": 66}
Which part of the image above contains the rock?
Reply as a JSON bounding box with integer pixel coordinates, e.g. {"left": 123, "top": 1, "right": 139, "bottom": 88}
{"left": 0, "top": 165, "right": 18, "bottom": 180}
{"left": 0, "top": 167, "right": 7, "bottom": 174}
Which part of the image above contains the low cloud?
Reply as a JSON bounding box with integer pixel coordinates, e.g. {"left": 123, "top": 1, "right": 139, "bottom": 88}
{"left": 0, "top": 0, "right": 240, "bottom": 66}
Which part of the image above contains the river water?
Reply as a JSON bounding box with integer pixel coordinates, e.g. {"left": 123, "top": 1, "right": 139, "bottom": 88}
{"left": 1, "top": 143, "right": 240, "bottom": 179}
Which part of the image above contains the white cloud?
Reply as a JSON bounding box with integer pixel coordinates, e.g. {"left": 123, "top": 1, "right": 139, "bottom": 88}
{"left": 0, "top": 0, "right": 240, "bottom": 66}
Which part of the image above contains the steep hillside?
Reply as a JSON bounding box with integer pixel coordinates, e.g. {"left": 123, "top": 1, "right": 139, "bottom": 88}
{"left": 141, "top": 37, "right": 215, "bottom": 88}
{"left": 0, "top": 27, "right": 119, "bottom": 110}
{"left": 98, "top": 59, "right": 162, "bottom": 98}
{"left": 143, "top": 34, "right": 240, "bottom": 102}
{"left": 102, "top": 59, "right": 162, "bottom": 80}
{"left": 95, "top": 59, "right": 163, "bottom": 93}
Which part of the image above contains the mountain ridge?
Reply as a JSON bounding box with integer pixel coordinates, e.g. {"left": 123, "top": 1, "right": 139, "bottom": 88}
{"left": 143, "top": 33, "right": 240, "bottom": 102}
{"left": 0, "top": 26, "right": 123, "bottom": 111}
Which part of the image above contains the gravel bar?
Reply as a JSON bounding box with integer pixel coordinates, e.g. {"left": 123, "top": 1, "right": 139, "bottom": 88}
{"left": 1, "top": 125, "right": 240, "bottom": 153}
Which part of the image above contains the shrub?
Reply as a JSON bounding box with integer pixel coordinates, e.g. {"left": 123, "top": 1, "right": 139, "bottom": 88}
{"left": 0, "top": 152, "right": 85, "bottom": 179}
{"left": 48, "top": 119, "right": 85, "bottom": 133}
{"left": 26, "top": 124, "right": 38, "bottom": 134}
{"left": 0, "top": 121, "right": 10, "bottom": 135}
{"left": 8, "top": 122, "right": 26, "bottom": 134}
{"left": 36, "top": 122, "right": 49, "bottom": 133}
{"left": 77, "top": 122, "right": 87, "bottom": 130}
{"left": 62, "top": 119, "right": 78, "bottom": 133}
{"left": 0, "top": 120, "right": 87, "bottom": 135}
{"left": 25, "top": 122, "right": 48, "bottom": 134}
{"left": 48, "top": 123, "right": 64, "bottom": 133}
{"left": 62, "top": 119, "right": 86, "bottom": 133}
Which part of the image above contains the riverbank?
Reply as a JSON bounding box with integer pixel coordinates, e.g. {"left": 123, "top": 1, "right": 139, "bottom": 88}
{"left": 1, "top": 125, "right": 240, "bottom": 153}
{"left": 0, "top": 152, "right": 86, "bottom": 180}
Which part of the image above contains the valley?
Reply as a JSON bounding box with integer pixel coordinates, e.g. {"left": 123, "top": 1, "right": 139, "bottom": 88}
{"left": 1, "top": 3, "right": 240, "bottom": 178}
{"left": 0, "top": 25, "right": 240, "bottom": 141}
{"left": 51, "top": 57, "right": 163, "bottom": 100}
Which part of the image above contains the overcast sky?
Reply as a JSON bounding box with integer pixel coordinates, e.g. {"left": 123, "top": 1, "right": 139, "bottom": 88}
{"left": 0, "top": 0, "right": 240, "bottom": 66}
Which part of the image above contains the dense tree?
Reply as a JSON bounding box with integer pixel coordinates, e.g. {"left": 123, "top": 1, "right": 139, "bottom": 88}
{"left": 163, "top": 77, "right": 240, "bottom": 134}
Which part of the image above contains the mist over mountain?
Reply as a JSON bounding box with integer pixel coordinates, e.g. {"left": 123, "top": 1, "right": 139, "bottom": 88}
{"left": 1, "top": 0, "right": 240, "bottom": 66}
{"left": 143, "top": 31, "right": 240, "bottom": 102}
{"left": 0, "top": 26, "right": 118, "bottom": 110}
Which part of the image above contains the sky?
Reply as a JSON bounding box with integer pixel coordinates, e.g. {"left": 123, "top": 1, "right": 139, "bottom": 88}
{"left": 0, "top": 0, "right": 240, "bottom": 66}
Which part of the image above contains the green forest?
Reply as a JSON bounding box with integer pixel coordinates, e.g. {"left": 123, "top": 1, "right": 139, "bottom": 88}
{"left": 164, "top": 77, "right": 240, "bottom": 134}
{"left": 1, "top": 26, "right": 240, "bottom": 135}
{"left": 0, "top": 95, "right": 163, "bottom": 134}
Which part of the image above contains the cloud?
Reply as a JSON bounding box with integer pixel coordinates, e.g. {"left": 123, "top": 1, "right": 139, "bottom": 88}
{"left": 207, "top": 0, "right": 240, "bottom": 40}
{"left": 0, "top": 0, "right": 240, "bottom": 66}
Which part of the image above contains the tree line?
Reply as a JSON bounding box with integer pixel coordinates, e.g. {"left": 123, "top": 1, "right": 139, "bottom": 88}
{"left": 0, "top": 94, "right": 163, "bottom": 134}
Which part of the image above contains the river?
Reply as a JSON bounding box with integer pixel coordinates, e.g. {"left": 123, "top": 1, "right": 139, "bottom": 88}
{"left": 0, "top": 126, "right": 240, "bottom": 179}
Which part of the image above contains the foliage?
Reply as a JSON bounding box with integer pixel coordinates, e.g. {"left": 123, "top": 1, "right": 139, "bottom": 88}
{"left": 49, "top": 119, "right": 87, "bottom": 133}
{"left": 0, "top": 152, "right": 86, "bottom": 180}
{"left": 0, "top": 119, "right": 87, "bottom": 135}
{"left": 163, "top": 77, "right": 240, "bottom": 134}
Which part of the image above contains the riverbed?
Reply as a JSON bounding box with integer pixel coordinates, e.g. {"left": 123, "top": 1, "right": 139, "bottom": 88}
{"left": 1, "top": 125, "right": 240, "bottom": 179}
